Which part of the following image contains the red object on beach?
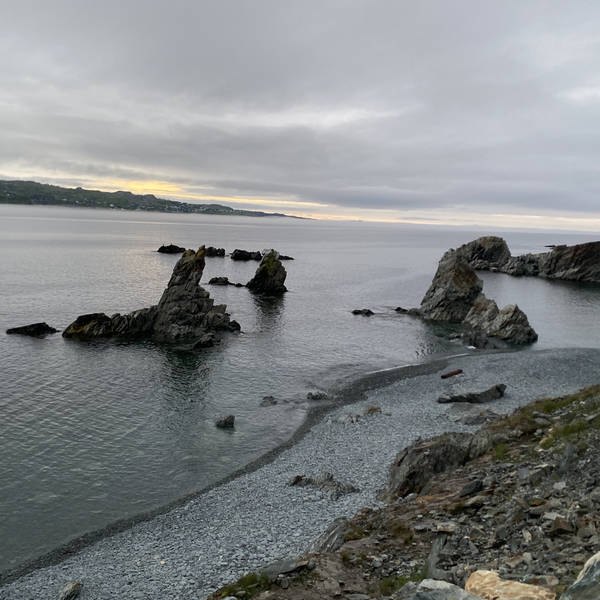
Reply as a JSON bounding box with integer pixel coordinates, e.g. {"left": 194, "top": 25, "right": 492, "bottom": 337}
{"left": 441, "top": 369, "right": 463, "bottom": 379}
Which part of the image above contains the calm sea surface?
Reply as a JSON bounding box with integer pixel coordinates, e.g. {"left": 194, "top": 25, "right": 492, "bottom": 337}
{"left": 1, "top": 204, "right": 599, "bottom": 572}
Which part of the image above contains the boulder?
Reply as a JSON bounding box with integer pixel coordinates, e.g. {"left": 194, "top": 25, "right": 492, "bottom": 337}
{"left": 215, "top": 415, "right": 235, "bottom": 428}
{"left": 464, "top": 296, "right": 538, "bottom": 344}
{"left": 157, "top": 244, "right": 185, "bottom": 254}
{"left": 411, "top": 579, "right": 482, "bottom": 599}
{"left": 63, "top": 247, "right": 239, "bottom": 346}
{"left": 561, "top": 550, "right": 600, "bottom": 599}
{"left": 465, "top": 570, "right": 555, "bottom": 599}
{"left": 231, "top": 249, "right": 262, "bottom": 261}
{"left": 58, "top": 581, "right": 82, "bottom": 600}
{"left": 246, "top": 250, "right": 287, "bottom": 296}
{"left": 205, "top": 246, "right": 225, "bottom": 257}
{"left": 438, "top": 384, "right": 506, "bottom": 404}
{"left": 419, "top": 251, "right": 483, "bottom": 322}
{"left": 6, "top": 322, "right": 58, "bottom": 336}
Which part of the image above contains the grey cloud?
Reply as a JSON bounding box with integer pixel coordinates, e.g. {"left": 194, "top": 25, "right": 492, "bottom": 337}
{"left": 2, "top": 1, "right": 600, "bottom": 222}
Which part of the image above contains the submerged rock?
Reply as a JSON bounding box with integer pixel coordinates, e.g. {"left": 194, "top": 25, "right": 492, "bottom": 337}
{"left": 246, "top": 249, "right": 287, "bottom": 295}
{"left": 63, "top": 247, "right": 239, "bottom": 347}
{"left": 352, "top": 308, "right": 374, "bottom": 316}
{"left": 231, "top": 249, "right": 262, "bottom": 261}
{"left": 209, "top": 276, "right": 231, "bottom": 285}
{"left": 157, "top": 243, "right": 185, "bottom": 254}
{"left": 6, "top": 322, "right": 58, "bottom": 336}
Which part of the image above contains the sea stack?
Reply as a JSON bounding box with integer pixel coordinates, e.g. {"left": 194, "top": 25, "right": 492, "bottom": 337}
{"left": 246, "top": 249, "right": 287, "bottom": 296}
{"left": 63, "top": 246, "right": 239, "bottom": 348}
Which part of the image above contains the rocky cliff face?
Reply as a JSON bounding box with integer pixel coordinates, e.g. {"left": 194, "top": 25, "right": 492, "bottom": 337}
{"left": 457, "top": 237, "right": 600, "bottom": 283}
{"left": 416, "top": 250, "right": 537, "bottom": 345}
{"left": 63, "top": 247, "right": 239, "bottom": 347}
{"left": 246, "top": 249, "right": 287, "bottom": 296}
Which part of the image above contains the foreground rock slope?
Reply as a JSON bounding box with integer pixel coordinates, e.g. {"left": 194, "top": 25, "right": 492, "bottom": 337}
{"left": 63, "top": 247, "right": 239, "bottom": 347}
{"left": 208, "top": 384, "right": 600, "bottom": 600}
{"left": 457, "top": 237, "right": 600, "bottom": 283}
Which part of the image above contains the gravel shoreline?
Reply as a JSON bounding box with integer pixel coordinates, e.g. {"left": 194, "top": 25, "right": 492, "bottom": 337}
{"left": 2, "top": 347, "right": 600, "bottom": 600}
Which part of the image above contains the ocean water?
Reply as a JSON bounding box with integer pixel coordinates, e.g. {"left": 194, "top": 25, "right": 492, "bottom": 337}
{"left": 1, "top": 204, "right": 599, "bottom": 573}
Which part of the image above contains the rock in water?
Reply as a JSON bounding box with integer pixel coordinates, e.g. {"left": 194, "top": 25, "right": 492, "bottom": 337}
{"left": 231, "top": 249, "right": 262, "bottom": 261}
{"left": 246, "top": 249, "right": 287, "bottom": 296}
{"left": 458, "top": 236, "right": 600, "bottom": 283}
{"left": 418, "top": 250, "right": 483, "bottom": 322}
{"left": 157, "top": 244, "right": 185, "bottom": 254}
{"left": 215, "top": 415, "right": 235, "bottom": 428}
{"left": 6, "top": 322, "right": 58, "bottom": 336}
{"left": 561, "top": 550, "right": 600, "bottom": 600}
{"left": 63, "top": 247, "right": 238, "bottom": 347}
{"left": 205, "top": 246, "right": 225, "bottom": 257}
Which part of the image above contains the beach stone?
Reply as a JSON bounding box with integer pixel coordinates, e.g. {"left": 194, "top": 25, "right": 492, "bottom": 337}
{"left": 58, "top": 581, "right": 82, "bottom": 600}
{"left": 412, "top": 579, "right": 482, "bottom": 599}
{"left": 215, "top": 415, "right": 235, "bottom": 429}
{"left": 465, "top": 570, "right": 555, "bottom": 599}
{"left": 6, "top": 322, "right": 58, "bottom": 336}
{"left": 561, "top": 550, "right": 600, "bottom": 599}
{"left": 289, "top": 472, "right": 359, "bottom": 500}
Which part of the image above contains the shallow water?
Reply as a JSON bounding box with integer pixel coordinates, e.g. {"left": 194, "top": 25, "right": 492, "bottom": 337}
{"left": 1, "top": 204, "right": 599, "bottom": 572}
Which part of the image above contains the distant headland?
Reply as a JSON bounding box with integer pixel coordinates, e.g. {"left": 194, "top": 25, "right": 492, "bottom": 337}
{"left": 0, "top": 179, "right": 305, "bottom": 219}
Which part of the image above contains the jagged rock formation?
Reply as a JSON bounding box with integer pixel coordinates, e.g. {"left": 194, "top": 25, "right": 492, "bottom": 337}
{"left": 412, "top": 250, "right": 537, "bottom": 345}
{"left": 63, "top": 247, "right": 239, "bottom": 348}
{"left": 6, "top": 322, "right": 58, "bottom": 336}
{"left": 457, "top": 237, "right": 600, "bottom": 283}
{"left": 247, "top": 249, "right": 287, "bottom": 296}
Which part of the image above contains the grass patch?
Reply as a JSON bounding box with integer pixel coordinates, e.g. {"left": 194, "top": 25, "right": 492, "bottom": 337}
{"left": 343, "top": 524, "right": 369, "bottom": 542}
{"left": 389, "top": 522, "right": 414, "bottom": 543}
{"left": 215, "top": 572, "right": 271, "bottom": 599}
{"left": 378, "top": 568, "right": 426, "bottom": 595}
{"left": 493, "top": 442, "right": 509, "bottom": 461}
{"left": 540, "top": 420, "right": 588, "bottom": 449}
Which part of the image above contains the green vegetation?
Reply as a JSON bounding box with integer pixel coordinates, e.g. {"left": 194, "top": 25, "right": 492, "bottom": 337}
{"left": 215, "top": 572, "right": 271, "bottom": 599}
{"left": 378, "top": 567, "right": 426, "bottom": 595}
{"left": 0, "top": 179, "right": 297, "bottom": 218}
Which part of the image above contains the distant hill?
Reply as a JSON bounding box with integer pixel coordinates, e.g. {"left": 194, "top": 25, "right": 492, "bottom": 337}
{"left": 0, "top": 180, "right": 302, "bottom": 218}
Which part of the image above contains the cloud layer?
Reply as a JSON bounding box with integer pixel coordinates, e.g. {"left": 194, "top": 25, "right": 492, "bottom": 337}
{"left": 2, "top": 1, "right": 600, "bottom": 228}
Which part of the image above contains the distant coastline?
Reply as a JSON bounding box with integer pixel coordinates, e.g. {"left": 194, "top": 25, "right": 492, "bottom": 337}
{"left": 0, "top": 179, "right": 305, "bottom": 219}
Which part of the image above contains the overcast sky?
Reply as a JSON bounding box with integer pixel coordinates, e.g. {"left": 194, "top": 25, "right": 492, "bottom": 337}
{"left": 2, "top": 1, "right": 600, "bottom": 229}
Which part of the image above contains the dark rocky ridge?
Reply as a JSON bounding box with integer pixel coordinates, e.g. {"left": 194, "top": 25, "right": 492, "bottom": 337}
{"left": 409, "top": 249, "right": 537, "bottom": 346}
{"left": 63, "top": 247, "right": 239, "bottom": 348}
{"left": 6, "top": 322, "right": 58, "bottom": 336}
{"left": 457, "top": 237, "right": 600, "bottom": 283}
{"left": 157, "top": 244, "right": 185, "bottom": 254}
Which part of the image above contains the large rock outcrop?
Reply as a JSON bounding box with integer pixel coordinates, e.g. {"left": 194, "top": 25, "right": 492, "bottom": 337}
{"left": 418, "top": 251, "right": 483, "bottom": 322}
{"left": 247, "top": 249, "right": 287, "bottom": 296}
{"left": 457, "top": 237, "right": 600, "bottom": 283}
{"left": 413, "top": 250, "right": 537, "bottom": 345}
{"left": 63, "top": 247, "right": 239, "bottom": 348}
